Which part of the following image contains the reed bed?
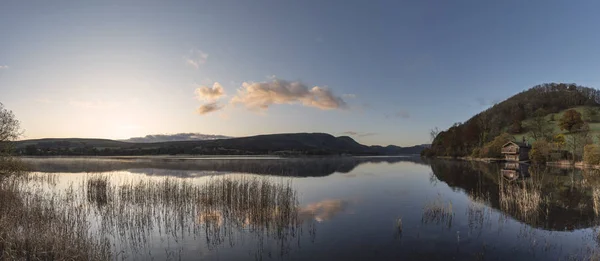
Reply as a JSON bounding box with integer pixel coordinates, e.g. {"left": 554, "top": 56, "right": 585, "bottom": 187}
{"left": 90, "top": 174, "right": 303, "bottom": 258}
{"left": 0, "top": 175, "right": 111, "bottom": 261}
{"left": 0, "top": 170, "right": 306, "bottom": 260}
{"left": 498, "top": 178, "right": 542, "bottom": 225}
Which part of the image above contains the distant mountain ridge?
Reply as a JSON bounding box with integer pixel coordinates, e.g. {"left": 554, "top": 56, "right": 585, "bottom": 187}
{"left": 121, "top": 133, "right": 232, "bottom": 143}
{"left": 14, "top": 133, "right": 426, "bottom": 156}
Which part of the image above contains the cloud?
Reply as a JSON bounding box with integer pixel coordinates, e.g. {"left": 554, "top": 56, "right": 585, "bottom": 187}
{"left": 386, "top": 110, "right": 410, "bottom": 119}
{"left": 123, "top": 133, "right": 231, "bottom": 143}
{"left": 0, "top": 65, "right": 8, "bottom": 69}
{"left": 185, "top": 49, "right": 208, "bottom": 68}
{"left": 342, "top": 93, "right": 356, "bottom": 98}
{"left": 298, "top": 199, "right": 348, "bottom": 222}
{"left": 341, "top": 131, "right": 376, "bottom": 137}
{"left": 230, "top": 78, "right": 347, "bottom": 110}
{"left": 197, "top": 102, "right": 223, "bottom": 115}
{"left": 195, "top": 82, "right": 225, "bottom": 101}
{"left": 68, "top": 100, "right": 120, "bottom": 109}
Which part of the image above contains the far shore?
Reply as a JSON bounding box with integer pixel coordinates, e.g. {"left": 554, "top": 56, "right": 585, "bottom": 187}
{"left": 434, "top": 156, "right": 600, "bottom": 170}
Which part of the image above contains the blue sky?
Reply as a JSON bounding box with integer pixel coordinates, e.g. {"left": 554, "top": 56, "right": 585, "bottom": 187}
{"left": 1, "top": 1, "right": 600, "bottom": 146}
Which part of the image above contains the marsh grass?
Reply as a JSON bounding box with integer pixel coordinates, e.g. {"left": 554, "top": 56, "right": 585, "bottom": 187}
{"left": 0, "top": 169, "right": 307, "bottom": 260}
{"left": 0, "top": 174, "right": 111, "bottom": 261}
{"left": 467, "top": 192, "right": 493, "bottom": 233}
{"left": 84, "top": 174, "right": 304, "bottom": 258}
{"left": 421, "top": 195, "right": 454, "bottom": 228}
{"left": 499, "top": 174, "right": 544, "bottom": 225}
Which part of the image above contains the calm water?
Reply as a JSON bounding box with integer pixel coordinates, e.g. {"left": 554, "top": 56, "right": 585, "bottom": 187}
{"left": 19, "top": 156, "right": 600, "bottom": 260}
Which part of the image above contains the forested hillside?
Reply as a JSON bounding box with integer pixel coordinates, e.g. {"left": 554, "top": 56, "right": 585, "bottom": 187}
{"left": 427, "top": 83, "right": 600, "bottom": 157}
{"left": 14, "top": 133, "right": 426, "bottom": 156}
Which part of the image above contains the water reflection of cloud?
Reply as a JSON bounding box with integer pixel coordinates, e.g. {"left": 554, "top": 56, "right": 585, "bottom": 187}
{"left": 298, "top": 199, "right": 348, "bottom": 222}
{"left": 197, "top": 211, "right": 224, "bottom": 226}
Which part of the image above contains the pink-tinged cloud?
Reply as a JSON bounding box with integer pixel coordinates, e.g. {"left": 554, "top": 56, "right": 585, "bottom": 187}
{"left": 197, "top": 102, "right": 223, "bottom": 115}
{"left": 230, "top": 78, "right": 347, "bottom": 110}
{"left": 195, "top": 82, "right": 225, "bottom": 101}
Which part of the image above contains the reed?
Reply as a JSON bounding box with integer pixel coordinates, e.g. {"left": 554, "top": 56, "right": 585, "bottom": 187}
{"left": 499, "top": 178, "right": 542, "bottom": 224}
{"left": 0, "top": 174, "right": 111, "bottom": 261}
{"left": 421, "top": 196, "right": 454, "bottom": 228}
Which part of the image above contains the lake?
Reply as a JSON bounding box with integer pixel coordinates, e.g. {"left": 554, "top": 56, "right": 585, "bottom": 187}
{"left": 13, "top": 156, "right": 600, "bottom": 260}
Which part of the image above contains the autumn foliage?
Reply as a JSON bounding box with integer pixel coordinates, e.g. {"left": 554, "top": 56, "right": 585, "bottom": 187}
{"left": 559, "top": 109, "right": 584, "bottom": 132}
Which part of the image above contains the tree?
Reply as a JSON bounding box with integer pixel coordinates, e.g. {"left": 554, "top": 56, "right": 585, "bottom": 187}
{"left": 584, "top": 107, "right": 598, "bottom": 122}
{"left": 529, "top": 140, "right": 551, "bottom": 164}
{"left": 429, "top": 127, "right": 440, "bottom": 143}
{"left": 509, "top": 120, "right": 522, "bottom": 134}
{"left": 584, "top": 144, "right": 600, "bottom": 165}
{"left": 525, "top": 108, "right": 553, "bottom": 141}
{"left": 553, "top": 133, "right": 566, "bottom": 150}
{"left": 0, "top": 103, "right": 20, "bottom": 154}
{"left": 559, "top": 109, "right": 584, "bottom": 132}
{"left": 0, "top": 103, "right": 23, "bottom": 177}
{"left": 479, "top": 133, "right": 514, "bottom": 158}
{"left": 566, "top": 123, "right": 592, "bottom": 162}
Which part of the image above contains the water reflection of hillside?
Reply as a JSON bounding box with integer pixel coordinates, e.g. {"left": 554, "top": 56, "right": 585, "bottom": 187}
{"left": 429, "top": 159, "right": 600, "bottom": 231}
{"left": 20, "top": 156, "right": 425, "bottom": 177}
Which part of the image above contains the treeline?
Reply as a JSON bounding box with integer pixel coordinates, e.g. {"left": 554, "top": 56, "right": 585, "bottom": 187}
{"left": 17, "top": 145, "right": 350, "bottom": 156}
{"left": 425, "top": 83, "right": 600, "bottom": 157}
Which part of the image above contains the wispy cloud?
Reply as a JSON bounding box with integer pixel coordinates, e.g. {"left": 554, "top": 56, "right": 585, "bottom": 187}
{"left": 230, "top": 78, "right": 347, "bottom": 110}
{"left": 385, "top": 110, "right": 410, "bottom": 119}
{"left": 68, "top": 100, "right": 121, "bottom": 109}
{"left": 341, "top": 131, "right": 376, "bottom": 137}
{"left": 342, "top": 93, "right": 356, "bottom": 98}
{"left": 197, "top": 102, "right": 223, "bottom": 115}
{"left": 195, "top": 82, "right": 225, "bottom": 101}
{"left": 0, "top": 65, "right": 8, "bottom": 69}
{"left": 185, "top": 49, "right": 208, "bottom": 69}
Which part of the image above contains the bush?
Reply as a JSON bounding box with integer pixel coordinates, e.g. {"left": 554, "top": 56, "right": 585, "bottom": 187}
{"left": 420, "top": 148, "right": 435, "bottom": 158}
{"left": 529, "top": 140, "right": 550, "bottom": 164}
{"left": 584, "top": 144, "right": 600, "bottom": 165}
{"left": 479, "top": 133, "right": 514, "bottom": 158}
{"left": 471, "top": 147, "right": 481, "bottom": 158}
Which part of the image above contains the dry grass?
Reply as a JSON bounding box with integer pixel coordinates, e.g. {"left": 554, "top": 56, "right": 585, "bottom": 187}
{"left": 499, "top": 173, "right": 544, "bottom": 225}
{"left": 0, "top": 175, "right": 111, "bottom": 261}
{"left": 421, "top": 195, "right": 454, "bottom": 228}
{"left": 0, "top": 158, "right": 306, "bottom": 261}
{"left": 88, "top": 174, "right": 302, "bottom": 257}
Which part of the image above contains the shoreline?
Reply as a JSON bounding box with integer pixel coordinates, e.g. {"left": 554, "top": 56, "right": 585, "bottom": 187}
{"left": 434, "top": 156, "right": 600, "bottom": 170}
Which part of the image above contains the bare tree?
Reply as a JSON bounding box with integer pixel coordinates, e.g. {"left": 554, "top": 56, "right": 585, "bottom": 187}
{"left": 566, "top": 123, "right": 592, "bottom": 162}
{"left": 429, "top": 127, "right": 440, "bottom": 143}
{"left": 525, "top": 109, "right": 554, "bottom": 141}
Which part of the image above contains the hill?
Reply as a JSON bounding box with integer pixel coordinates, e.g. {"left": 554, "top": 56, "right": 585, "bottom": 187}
{"left": 428, "top": 83, "right": 600, "bottom": 157}
{"left": 14, "top": 133, "right": 426, "bottom": 156}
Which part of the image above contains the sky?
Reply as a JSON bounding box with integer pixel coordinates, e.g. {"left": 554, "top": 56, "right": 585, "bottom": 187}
{"left": 2, "top": 1, "right": 600, "bottom": 146}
